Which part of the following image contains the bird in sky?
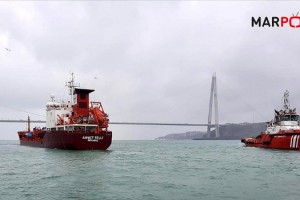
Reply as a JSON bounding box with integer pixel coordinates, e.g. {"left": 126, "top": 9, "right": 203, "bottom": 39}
{"left": 5, "top": 48, "right": 11, "bottom": 52}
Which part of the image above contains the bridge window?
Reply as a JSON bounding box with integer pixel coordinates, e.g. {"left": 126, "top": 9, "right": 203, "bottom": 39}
{"left": 282, "top": 115, "right": 299, "bottom": 121}
{"left": 291, "top": 115, "right": 299, "bottom": 121}
{"left": 283, "top": 115, "right": 291, "bottom": 121}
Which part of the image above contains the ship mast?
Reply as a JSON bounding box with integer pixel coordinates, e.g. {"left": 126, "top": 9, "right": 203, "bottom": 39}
{"left": 66, "top": 72, "right": 80, "bottom": 103}
{"left": 283, "top": 90, "right": 290, "bottom": 110}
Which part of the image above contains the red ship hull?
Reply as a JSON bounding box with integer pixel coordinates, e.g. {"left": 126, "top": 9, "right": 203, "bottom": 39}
{"left": 241, "top": 132, "right": 300, "bottom": 150}
{"left": 18, "top": 131, "right": 112, "bottom": 150}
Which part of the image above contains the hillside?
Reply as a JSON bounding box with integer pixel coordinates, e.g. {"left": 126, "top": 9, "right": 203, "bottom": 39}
{"left": 155, "top": 131, "right": 206, "bottom": 140}
{"left": 155, "top": 122, "right": 267, "bottom": 140}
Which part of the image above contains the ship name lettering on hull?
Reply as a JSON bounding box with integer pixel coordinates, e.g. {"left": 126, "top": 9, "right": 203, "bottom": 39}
{"left": 82, "top": 136, "right": 104, "bottom": 142}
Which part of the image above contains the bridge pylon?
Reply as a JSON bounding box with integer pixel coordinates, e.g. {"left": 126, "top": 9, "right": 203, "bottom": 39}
{"left": 207, "top": 73, "right": 220, "bottom": 138}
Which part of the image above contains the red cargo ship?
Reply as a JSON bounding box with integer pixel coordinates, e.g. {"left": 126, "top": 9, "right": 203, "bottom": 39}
{"left": 18, "top": 73, "right": 112, "bottom": 150}
{"left": 241, "top": 90, "right": 300, "bottom": 150}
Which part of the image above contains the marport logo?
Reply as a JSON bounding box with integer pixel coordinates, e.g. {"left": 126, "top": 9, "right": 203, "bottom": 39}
{"left": 251, "top": 12, "right": 300, "bottom": 28}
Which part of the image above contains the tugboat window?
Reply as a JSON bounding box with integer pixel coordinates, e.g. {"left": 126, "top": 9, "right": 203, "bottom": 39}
{"left": 283, "top": 115, "right": 291, "bottom": 121}
{"left": 291, "top": 115, "right": 299, "bottom": 121}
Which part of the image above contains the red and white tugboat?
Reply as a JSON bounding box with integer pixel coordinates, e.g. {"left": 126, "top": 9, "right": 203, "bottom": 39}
{"left": 241, "top": 90, "right": 300, "bottom": 150}
{"left": 17, "top": 73, "right": 112, "bottom": 150}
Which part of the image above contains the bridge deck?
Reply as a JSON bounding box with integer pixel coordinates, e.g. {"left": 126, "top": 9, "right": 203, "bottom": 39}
{"left": 0, "top": 120, "right": 215, "bottom": 126}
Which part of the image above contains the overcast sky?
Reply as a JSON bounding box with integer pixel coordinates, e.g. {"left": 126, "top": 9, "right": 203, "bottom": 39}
{"left": 1, "top": 1, "right": 300, "bottom": 140}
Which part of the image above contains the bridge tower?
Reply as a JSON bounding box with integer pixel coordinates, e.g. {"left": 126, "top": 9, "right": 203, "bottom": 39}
{"left": 207, "top": 73, "right": 220, "bottom": 138}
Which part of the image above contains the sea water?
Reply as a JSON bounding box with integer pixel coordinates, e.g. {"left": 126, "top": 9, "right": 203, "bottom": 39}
{"left": 1, "top": 140, "right": 300, "bottom": 200}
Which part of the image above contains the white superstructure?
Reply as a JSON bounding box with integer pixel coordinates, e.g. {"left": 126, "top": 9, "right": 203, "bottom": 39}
{"left": 46, "top": 98, "right": 73, "bottom": 128}
{"left": 266, "top": 90, "right": 300, "bottom": 134}
{"left": 46, "top": 73, "right": 78, "bottom": 129}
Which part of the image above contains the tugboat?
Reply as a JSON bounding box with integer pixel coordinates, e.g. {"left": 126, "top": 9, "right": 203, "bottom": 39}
{"left": 241, "top": 90, "right": 300, "bottom": 150}
{"left": 17, "top": 73, "right": 112, "bottom": 150}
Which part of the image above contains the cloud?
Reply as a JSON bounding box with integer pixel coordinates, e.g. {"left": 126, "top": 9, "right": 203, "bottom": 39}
{"left": 1, "top": 1, "right": 300, "bottom": 140}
